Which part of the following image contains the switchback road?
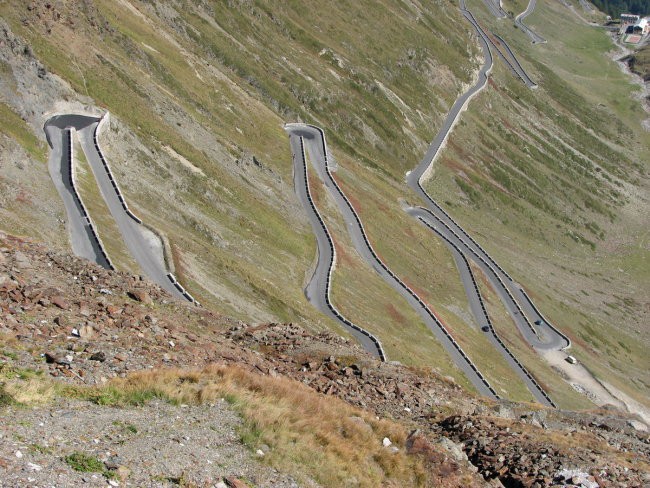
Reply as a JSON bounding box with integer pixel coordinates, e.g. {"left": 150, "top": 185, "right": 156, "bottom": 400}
{"left": 515, "top": 0, "right": 547, "bottom": 44}
{"left": 44, "top": 114, "right": 189, "bottom": 302}
{"left": 287, "top": 123, "right": 499, "bottom": 399}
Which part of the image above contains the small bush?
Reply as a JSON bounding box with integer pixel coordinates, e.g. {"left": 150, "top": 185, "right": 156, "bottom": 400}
{"left": 0, "top": 384, "right": 15, "bottom": 406}
{"left": 64, "top": 452, "right": 105, "bottom": 473}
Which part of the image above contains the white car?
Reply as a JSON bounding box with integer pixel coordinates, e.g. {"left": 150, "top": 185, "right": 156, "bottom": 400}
{"left": 566, "top": 355, "right": 577, "bottom": 364}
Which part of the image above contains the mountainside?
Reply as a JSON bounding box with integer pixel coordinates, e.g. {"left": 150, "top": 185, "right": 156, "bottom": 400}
{"left": 0, "top": 0, "right": 648, "bottom": 448}
{"left": 1, "top": 231, "right": 649, "bottom": 487}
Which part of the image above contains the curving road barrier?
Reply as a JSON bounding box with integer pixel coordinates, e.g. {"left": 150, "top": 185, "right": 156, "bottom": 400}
{"left": 490, "top": 33, "right": 538, "bottom": 88}
{"left": 520, "top": 288, "right": 571, "bottom": 350}
{"left": 45, "top": 113, "right": 195, "bottom": 304}
{"left": 93, "top": 115, "right": 142, "bottom": 225}
{"left": 515, "top": 0, "right": 547, "bottom": 44}
{"left": 416, "top": 215, "right": 556, "bottom": 406}
{"left": 291, "top": 134, "right": 386, "bottom": 360}
{"left": 399, "top": 0, "right": 571, "bottom": 406}
{"left": 482, "top": 0, "right": 508, "bottom": 18}
{"left": 411, "top": 207, "right": 541, "bottom": 340}
{"left": 288, "top": 123, "right": 500, "bottom": 399}
{"left": 65, "top": 128, "right": 114, "bottom": 271}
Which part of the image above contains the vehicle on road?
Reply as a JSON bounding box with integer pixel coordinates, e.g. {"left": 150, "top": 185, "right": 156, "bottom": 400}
{"left": 566, "top": 355, "right": 577, "bottom": 364}
{"left": 481, "top": 325, "right": 490, "bottom": 332}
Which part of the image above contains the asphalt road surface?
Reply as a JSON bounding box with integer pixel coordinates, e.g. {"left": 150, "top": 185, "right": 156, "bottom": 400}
{"left": 515, "top": 0, "right": 547, "bottom": 44}
{"left": 44, "top": 122, "right": 111, "bottom": 269}
{"left": 44, "top": 114, "right": 186, "bottom": 301}
{"left": 413, "top": 212, "right": 555, "bottom": 406}
{"left": 287, "top": 123, "right": 499, "bottom": 399}
{"left": 491, "top": 33, "right": 538, "bottom": 88}
{"left": 286, "top": 126, "right": 384, "bottom": 359}
{"left": 482, "top": 0, "right": 508, "bottom": 18}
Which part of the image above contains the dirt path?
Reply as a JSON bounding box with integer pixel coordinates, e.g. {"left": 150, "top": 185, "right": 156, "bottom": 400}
{"left": 540, "top": 349, "right": 649, "bottom": 427}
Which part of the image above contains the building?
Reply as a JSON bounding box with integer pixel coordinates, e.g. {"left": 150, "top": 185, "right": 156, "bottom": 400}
{"left": 632, "top": 18, "right": 649, "bottom": 35}
{"left": 620, "top": 13, "right": 640, "bottom": 25}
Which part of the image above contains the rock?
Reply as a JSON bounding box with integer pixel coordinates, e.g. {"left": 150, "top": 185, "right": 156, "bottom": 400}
{"left": 627, "top": 420, "right": 648, "bottom": 432}
{"left": 54, "top": 315, "right": 68, "bottom": 326}
{"left": 106, "top": 305, "right": 122, "bottom": 316}
{"left": 255, "top": 449, "right": 265, "bottom": 457}
{"left": 128, "top": 290, "right": 152, "bottom": 304}
{"left": 224, "top": 477, "right": 249, "bottom": 488}
{"left": 13, "top": 251, "right": 31, "bottom": 269}
{"left": 51, "top": 296, "right": 69, "bottom": 310}
{"left": 439, "top": 436, "right": 469, "bottom": 463}
{"left": 259, "top": 444, "right": 270, "bottom": 454}
{"left": 382, "top": 437, "right": 392, "bottom": 447}
{"left": 14, "top": 451, "right": 22, "bottom": 459}
{"left": 44, "top": 352, "right": 69, "bottom": 365}
{"left": 89, "top": 351, "right": 106, "bottom": 362}
{"left": 104, "top": 455, "right": 121, "bottom": 470}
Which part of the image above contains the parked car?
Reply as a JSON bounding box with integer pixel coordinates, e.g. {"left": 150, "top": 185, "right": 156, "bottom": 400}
{"left": 566, "top": 355, "right": 577, "bottom": 364}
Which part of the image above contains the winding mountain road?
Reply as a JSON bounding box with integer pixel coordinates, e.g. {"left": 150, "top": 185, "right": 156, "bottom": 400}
{"left": 288, "top": 0, "right": 568, "bottom": 404}
{"left": 515, "top": 0, "right": 547, "bottom": 44}
{"left": 44, "top": 114, "right": 190, "bottom": 302}
{"left": 482, "top": 0, "right": 508, "bottom": 19}
{"left": 413, "top": 212, "right": 555, "bottom": 406}
{"left": 45, "top": 124, "right": 112, "bottom": 269}
{"left": 287, "top": 123, "right": 500, "bottom": 399}
{"left": 286, "top": 126, "right": 385, "bottom": 360}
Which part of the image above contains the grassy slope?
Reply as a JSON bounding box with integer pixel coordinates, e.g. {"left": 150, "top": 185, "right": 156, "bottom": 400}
{"left": 628, "top": 44, "right": 650, "bottom": 81}
{"left": 0, "top": 98, "right": 66, "bottom": 246}
{"left": 0, "top": 364, "right": 431, "bottom": 487}
{"left": 0, "top": 0, "right": 498, "bottom": 383}
{"left": 423, "top": 0, "right": 649, "bottom": 407}
{"left": 73, "top": 136, "right": 142, "bottom": 274}
{"left": 1, "top": 0, "right": 647, "bottom": 407}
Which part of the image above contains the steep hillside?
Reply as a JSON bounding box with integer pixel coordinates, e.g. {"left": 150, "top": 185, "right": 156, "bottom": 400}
{"left": 0, "top": 0, "right": 648, "bottom": 412}
{"left": 1, "top": 232, "right": 649, "bottom": 487}
{"left": 431, "top": 0, "right": 650, "bottom": 408}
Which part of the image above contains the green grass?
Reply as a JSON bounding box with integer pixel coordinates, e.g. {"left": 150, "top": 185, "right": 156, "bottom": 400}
{"left": 64, "top": 452, "right": 114, "bottom": 479}
{"left": 73, "top": 137, "right": 142, "bottom": 274}
{"left": 423, "top": 0, "right": 650, "bottom": 406}
{"left": 0, "top": 102, "right": 47, "bottom": 162}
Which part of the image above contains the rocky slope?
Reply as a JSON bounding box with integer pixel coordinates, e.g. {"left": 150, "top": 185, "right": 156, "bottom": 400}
{"left": 1, "top": 232, "right": 648, "bottom": 487}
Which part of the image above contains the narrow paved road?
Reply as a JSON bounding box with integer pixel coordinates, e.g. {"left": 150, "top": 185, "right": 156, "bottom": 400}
{"left": 482, "top": 0, "right": 508, "bottom": 18}
{"left": 398, "top": 0, "right": 570, "bottom": 405}
{"left": 44, "top": 114, "right": 188, "bottom": 301}
{"left": 491, "top": 33, "right": 537, "bottom": 88}
{"left": 410, "top": 210, "right": 555, "bottom": 406}
{"left": 287, "top": 123, "right": 499, "bottom": 399}
{"left": 515, "top": 0, "right": 547, "bottom": 44}
{"left": 286, "top": 126, "right": 385, "bottom": 360}
{"left": 44, "top": 121, "right": 111, "bottom": 269}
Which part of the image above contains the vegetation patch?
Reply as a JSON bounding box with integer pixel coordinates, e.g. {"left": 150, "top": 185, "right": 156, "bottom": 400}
{"left": 64, "top": 451, "right": 114, "bottom": 479}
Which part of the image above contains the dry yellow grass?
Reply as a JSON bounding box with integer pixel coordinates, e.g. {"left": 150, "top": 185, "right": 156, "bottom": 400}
{"left": 0, "top": 365, "right": 58, "bottom": 405}
{"left": 1, "top": 363, "right": 431, "bottom": 486}
{"left": 97, "top": 365, "right": 428, "bottom": 487}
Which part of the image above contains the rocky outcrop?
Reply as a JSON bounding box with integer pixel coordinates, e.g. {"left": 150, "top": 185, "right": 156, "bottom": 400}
{"left": 1, "top": 231, "right": 649, "bottom": 487}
